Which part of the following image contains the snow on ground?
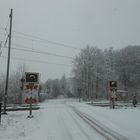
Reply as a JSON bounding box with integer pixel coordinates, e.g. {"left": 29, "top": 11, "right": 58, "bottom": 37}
{"left": 0, "top": 99, "right": 140, "bottom": 140}
{"left": 68, "top": 100, "right": 140, "bottom": 140}
{"left": 0, "top": 107, "right": 43, "bottom": 140}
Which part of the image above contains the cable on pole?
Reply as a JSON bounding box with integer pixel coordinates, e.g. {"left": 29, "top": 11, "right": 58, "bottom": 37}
{"left": 12, "top": 30, "right": 80, "bottom": 50}
{"left": 1, "top": 55, "right": 72, "bottom": 67}
{"left": 3, "top": 45, "right": 74, "bottom": 60}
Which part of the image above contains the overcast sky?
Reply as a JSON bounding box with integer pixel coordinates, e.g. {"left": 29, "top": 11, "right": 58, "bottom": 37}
{"left": 0, "top": 0, "right": 140, "bottom": 82}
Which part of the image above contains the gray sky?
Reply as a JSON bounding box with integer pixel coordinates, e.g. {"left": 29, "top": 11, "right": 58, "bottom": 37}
{"left": 0, "top": 0, "right": 140, "bottom": 82}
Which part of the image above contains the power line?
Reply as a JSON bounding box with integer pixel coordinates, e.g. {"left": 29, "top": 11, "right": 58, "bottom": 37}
{"left": 0, "top": 34, "right": 78, "bottom": 53}
{"left": 13, "top": 30, "right": 80, "bottom": 50}
{"left": 1, "top": 28, "right": 81, "bottom": 50}
{"left": 3, "top": 45, "right": 74, "bottom": 60}
{"left": 0, "top": 55, "right": 72, "bottom": 67}
{"left": 11, "top": 41, "right": 75, "bottom": 53}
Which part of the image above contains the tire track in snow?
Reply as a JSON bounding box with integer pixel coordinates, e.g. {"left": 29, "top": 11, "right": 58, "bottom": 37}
{"left": 68, "top": 105, "right": 129, "bottom": 140}
{"left": 66, "top": 109, "right": 106, "bottom": 140}
{"left": 57, "top": 110, "right": 74, "bottom": 140}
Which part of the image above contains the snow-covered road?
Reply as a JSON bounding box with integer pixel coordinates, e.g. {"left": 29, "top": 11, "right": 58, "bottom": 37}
{"left": 0, "top": 99, "right": 140, "bottom": 140}
{"left": 22, "top": 99, "right": 107, "bottom": 140}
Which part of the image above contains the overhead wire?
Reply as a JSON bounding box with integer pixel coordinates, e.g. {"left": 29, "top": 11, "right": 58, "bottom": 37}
{"left": 0, "top": 27, "right": 77, "bottom": 67}
{"left": 0, "top": 55, "right": 72, "bottom": 67}
{"left": 0, "top": 33, "right": 78, "bottom": 55}
{"left": 12, "top": 30, "right": 80, "bottom": 50}
{"left": 0, "top": 28, "right": 79, "bottom": 60}
{"left": 3, "top": 45, "right": 74, "bottom": 60}
{"left": 0, "top": 34, "right": 79, "bottom": 53}
{"left": 1, "top": 28, "right": 81, "bottom": 50}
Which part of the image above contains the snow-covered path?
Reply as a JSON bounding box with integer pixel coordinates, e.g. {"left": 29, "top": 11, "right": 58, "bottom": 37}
{"left": 0, "top": 99, "right": 140, "bottom": 140}
{"left": 21, "top": 99, "right": 106, "bottom": 140}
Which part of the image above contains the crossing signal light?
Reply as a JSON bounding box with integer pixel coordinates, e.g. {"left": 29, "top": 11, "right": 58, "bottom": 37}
{"left": 25, "top": 85, "right": 30, "bottom": 89}
{"left": 34, "top": 85, "right": 38, "bottom": 90}
{"left": 109, "top": 81, "right": 117, "bottom": 91}
{"left": 109, "top": 81, "right": 117, "bottom": 88}
{"left": 25, "top": 72, "right": 39, "bottom": 83}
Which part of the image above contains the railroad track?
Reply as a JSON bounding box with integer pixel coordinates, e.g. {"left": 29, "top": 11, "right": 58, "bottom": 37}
{"left": 69, "top": 105, "right": 129, "bottom": 140}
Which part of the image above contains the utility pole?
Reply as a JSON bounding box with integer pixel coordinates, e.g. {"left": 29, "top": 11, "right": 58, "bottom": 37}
{"left": 3, "top": 9, "right": 13, "bottom": 114}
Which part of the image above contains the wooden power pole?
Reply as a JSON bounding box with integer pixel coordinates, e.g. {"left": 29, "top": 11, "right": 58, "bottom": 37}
{"left": 3, "top": 9, "right": 13, "bottom": 114}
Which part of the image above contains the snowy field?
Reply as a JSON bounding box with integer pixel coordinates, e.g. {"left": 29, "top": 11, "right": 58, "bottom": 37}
{"left": 0, "top": 99, "right": 140, "bottom": 140}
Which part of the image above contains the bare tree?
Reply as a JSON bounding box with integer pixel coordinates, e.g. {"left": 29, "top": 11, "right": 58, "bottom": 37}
{"left": 0, "top": 64, "right": 28, "bottom": 104}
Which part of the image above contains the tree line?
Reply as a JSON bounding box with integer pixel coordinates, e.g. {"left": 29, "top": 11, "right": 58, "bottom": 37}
{"left": 45, "top": 75, "right": 74, "bottom": 98}
{"left": 72, "top": 45, "right": 140, "bottom": 101}
{"left": 0, "top": 64, "right": 26, "bottom": 103}
{"left": 0, "top": 45, "right": 140, "bottom": 103}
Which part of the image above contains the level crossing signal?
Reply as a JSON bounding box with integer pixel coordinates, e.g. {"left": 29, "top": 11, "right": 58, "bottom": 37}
{"left": 23, "top": 72, "right": 39, "bottom": 104}
{"left": 109, "top": 81, "right": 117, "bottom": 87}
{"left": 25, "top": 72, "right": 39, "bottom": 83}
{"left": 109, "top": 81, "right": 117, "bottom": 91}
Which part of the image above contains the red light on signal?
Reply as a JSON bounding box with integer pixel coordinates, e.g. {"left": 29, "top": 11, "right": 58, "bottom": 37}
{"left": 26, "top": 85, "right": 30, "bottom": 89}
{"left": 25, "top": 98, "right": 37, "bottom": 104}
{"left": 34, "top": 85, "right": 38, "bottom": 90}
